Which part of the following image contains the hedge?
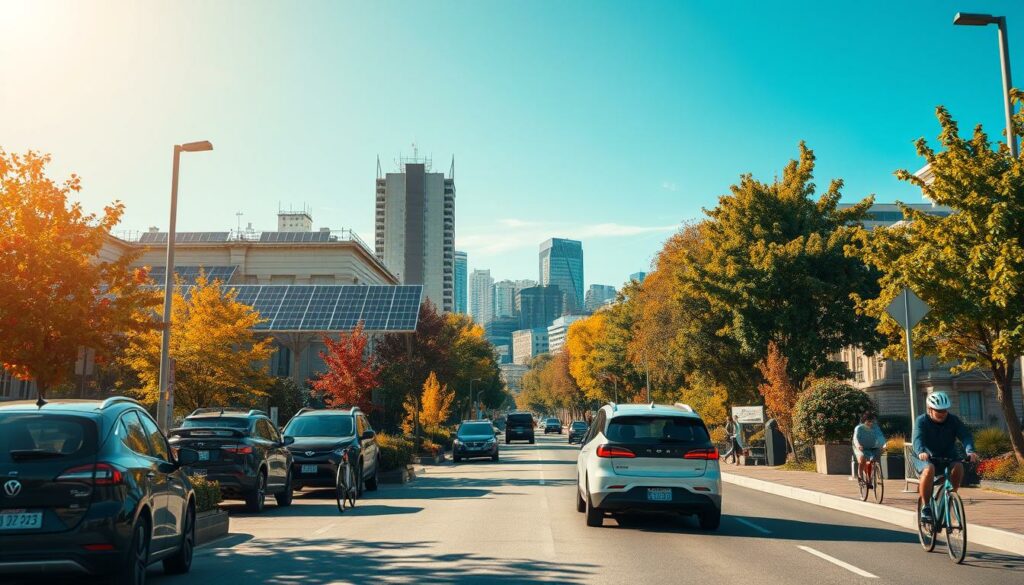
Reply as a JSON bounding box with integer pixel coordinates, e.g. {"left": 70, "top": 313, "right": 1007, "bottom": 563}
{"left": 793, "top": 379, "right": 875, "bottom": 443}
{"left": 376, "top": 433, "right": 415, "bottom": 472}
{"left": 190, "top": 475, "right": 223, "bottom": 513}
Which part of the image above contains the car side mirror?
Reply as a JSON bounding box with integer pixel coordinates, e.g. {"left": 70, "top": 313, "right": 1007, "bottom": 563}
{"left": 282, "top": 436, "right": 295, "bottom": 446}
{"left": 361, "top": 430, "right": 376, "bottom": 441}
{"left": 176, "top": 447, "right": 199, "bottom": 466}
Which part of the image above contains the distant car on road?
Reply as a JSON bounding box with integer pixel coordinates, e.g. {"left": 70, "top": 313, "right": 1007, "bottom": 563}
{"left": 543, "top": 418, "right": 563, "bottom": 434}
{"left": 169, "top": 408, "right": 294, "bottom": 513}
{"left": 575, "top": 403, "right": 722, "bottom": 530}
{"left": 453, "top": 421, "right": 499, "bottom": 462}
{"left": 505, "top": 412, "right": 535, "bottom": 444}
{"left": 568, "top": 421, "right": 589, "bottom": 444}
{"left": 281, "top": 407, "right": 380, "bottom": 497}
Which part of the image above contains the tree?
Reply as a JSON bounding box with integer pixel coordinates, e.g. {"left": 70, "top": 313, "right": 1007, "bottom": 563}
{"left": 403, "top": 371, "right": 455, "bottom": 434}
{"left": 0, "top": 150, "right": 157, "bottom": 397}
{"left": 757, "top": 341, "right": 801, "bottom": 460}
{"left": 853, "top": 104, "right": 1024, "bottom": 463}
{"left": 263, "top": 377, "right": 307, "bottom": 426}
{"left": 121, "top": 276, "right": 274, "bottom": 415}
{"left": 518, "top": 352, "right": 589, "bottom": 421}
{"left": 310, "top": 322, "right": 380, "bottom": 412}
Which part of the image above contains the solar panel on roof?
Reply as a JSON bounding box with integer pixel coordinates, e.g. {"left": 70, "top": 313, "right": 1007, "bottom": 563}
{"left": 300, "top": 286, "right": 342, "bottom": 330}
{"left": 329, "top": 286, "right": 369, "bottom": 330}
{"left": 271, "top": 286, "right": 315, "bottom": 330}
{"left": 252, "top": 287, "right": 288, "bottom": 330}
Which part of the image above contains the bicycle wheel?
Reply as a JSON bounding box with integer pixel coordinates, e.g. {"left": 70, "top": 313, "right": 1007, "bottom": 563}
{"left": 335, "top": 463, "right": 349, "bottom": 513}
{"left": 857, "top": 472, "right": 868, "bottom": 501}
{"left": 917, "top": 498, "right": 937, "bottom": 551}
{"left": 345, "top": 463, "right": 358, "bottom": 510}
{"left": 945, "top": 491, "right": 967, "bottom": 564}
{"left": 872, "top": 464, "right": 884, "bottom": 504}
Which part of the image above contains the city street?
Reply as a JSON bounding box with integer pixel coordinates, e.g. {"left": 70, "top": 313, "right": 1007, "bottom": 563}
{"left": 135, "top": 434, "right": 1021, "bottom": 584}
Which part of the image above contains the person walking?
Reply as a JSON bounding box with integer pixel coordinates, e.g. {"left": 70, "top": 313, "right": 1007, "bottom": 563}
{"left": 722, "top": 414, "right": 743, "bottom": 464}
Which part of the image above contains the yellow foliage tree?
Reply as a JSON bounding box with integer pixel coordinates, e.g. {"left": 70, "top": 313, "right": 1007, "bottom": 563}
{"left": 402, "top": 371, "right": 454, "bottom": 434}
{"left": 121, "top": 276, "right": 274, "bottom": 416}
{"left": 565, "top": 313, "right": 611, "bottom": 401}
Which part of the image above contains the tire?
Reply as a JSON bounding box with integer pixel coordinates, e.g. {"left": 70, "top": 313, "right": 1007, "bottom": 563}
{"left": 454, "top": 455, "right": 461, "bottom": 462}
{"left": 585, "top": 483, "right": 603, "bottom": 527}
{"left": 529, "top": 438, "right": 535, "bottom": 445}
{"left": 356, "top": 459, "right": 366, "bottom": 498}
{"left": 505, "top": 439, "right": 510, "bottom": 445}
{"left": 492, "top": 452, "right": 499, "bottom": 462}
{"left": 872, "top": 465, "right": 884, "bottom": 505}
{"left": 946, "top": 492, "right": 967, "bottom": 564}
{"left": 858, "top": 472, "right": 869, "bottom": 501}
{"left": 114, "top": 516, "right": 149, "bottom": 585}
{"left": 699, "top": 508, "right": 722, "bottom": 531}
{"left": 275, "top": 471, "right": 294, "bottom": 507}
{"left": 163, "top": 504, "right": 195, "bottom": 575}
{"left": 576, "top": 480, "right": 586, "bottom": 513}
{"left": 245, "top": 470, "right": 267, "bottom": 513}
{"left": 365, "top": 458, "right": 379, "bottom": 492}
{"left": 917, "top": 498, "right": 937, "bottom": 551}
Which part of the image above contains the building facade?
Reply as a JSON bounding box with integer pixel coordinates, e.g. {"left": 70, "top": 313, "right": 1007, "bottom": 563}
{"left": 470, "top": 269, "right": 495, "bottom": 326}
{"left": 454, "top": 250, "right": 468, "bottom": 314}
{"left": 629, "top": 272, "right": 647, "bottom": 283}
{"left": 375, "top": 158, "right": 455, "bottom": 311}
{"left": 500, "top": 363, "right": 530, "bottom": 396}
{"left": 518, "top": 285, "right": 563, "bottom": 330}
{"left": 278, "top": 208, "right": 313, "bottom": 232}
{"left": 513, "top": 279, "right": 538, "bottom": 313}
{"left": 494, "top": 280, "right": 516, "bottom": 319}
{"left": 547, "top": 315, "right": 586, "bottom": 354}
{"left": 539, "top": 238, "right": 584, "bottom": 316}
{"left": 584, "top": 284, "right": 617, "bottom": 312}
{"left": 512, "top": 328, "right": 550, "bottom": 366}
{"left": 485, "top": 317, "right": 520, "bottom": 365}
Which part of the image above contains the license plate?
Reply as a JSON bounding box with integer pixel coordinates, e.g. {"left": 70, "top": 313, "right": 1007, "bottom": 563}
{"left": 198, "top": 450, "right": 210, "bottom": 461}
{"left": 301, "top": 464, "right": 317, "bottom": 474}
{"left": 0, "top": 511, "right": 43, "bottom": 530}
{"left": 192, "top": 468, "right": 207, "bottom": 478}
{"left": 647, "top": 488, "right": 672, "bottom": 502}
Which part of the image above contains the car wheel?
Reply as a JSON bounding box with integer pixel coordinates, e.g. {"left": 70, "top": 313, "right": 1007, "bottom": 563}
{"left": 245, "top": 470, "right": 267, "bottom": 513}
{"left": 699, "top": 508, "right": 722, "bottom": 531}
{"left": 492, "top": 452, "right": 499, "bottom": 462}
{"left": 576, "top": 482, "right": 586, "bottom": 513}
{"left": 585, "top": 483, "right": 603, "bottom": 527}
{"left": 365, "top": 458, "right": 379, "bottom": 492}
{"left": 453, "top": 455, "right": 461, "bottom": 462}
{"left": 275, "top": 471, "right": 294, "bottom": 507}
{"left": 114, "top": 516, "right": 149, "bottom": 585}
{"left": 505, "top": 439, "right": 510, "bottom": 444}
{"left": 529, "top": 438, "right": 535, "bottom": 444}
{"left": 163, "top": 503, "right": 194, "bottom": 574}
{"left": 356, "top": 460, "right": 366, "bottom": 498}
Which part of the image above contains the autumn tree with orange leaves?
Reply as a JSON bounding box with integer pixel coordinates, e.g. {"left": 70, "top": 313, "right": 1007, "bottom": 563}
{"left": 757, "top": 341, "right": 802, "bottom": 461}
{"left": 311, "top": 322, "right": 380, "bottom": 411}
{"left": 0, "top": 150, "right": 157, "bottom": 398}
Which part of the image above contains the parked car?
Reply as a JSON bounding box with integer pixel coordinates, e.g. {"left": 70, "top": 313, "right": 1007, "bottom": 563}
{"left": 453, "top": 421, "right": 499, "bottom": 462}
{"left": 505, "top": 412, "right": 535, "bottom": 444}
{"left": 568, "top": 421, "right": 589, "bottom": 444}
{"left": 169, "top": 408, "right": 294, "bottom": 513}
{"left": 281, "top": 407, "right": 380, "bottom": 496}
{"left": 575, "top": 403, "right": 722, "bottom": 530}
{"left": 543, "top": 417, "right": 563, "bottom": 434}
{"left": 0, "top": 397, "right": 201, "bottom": 584}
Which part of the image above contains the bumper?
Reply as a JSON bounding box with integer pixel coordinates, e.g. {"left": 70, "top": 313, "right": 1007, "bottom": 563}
{"left": 587, "top": 470, "right": 722, "bottom": 512}
{"left": 454, "top": 444, "right": 498, "bottom": 459}
{"left": 568, "top": 433, "right": 585, "bottom": 443}
{"left": 506, "top": 430, "right": 534, "bottom": 442}
{"left": 544, "top": 428, "right": 562, "bottom": 434}
{"left": 290, "top": 459, "right": 339, "bottom": 487}
{"left": 0, "top": 518, "right": 130, "bottom": 576}
{"left": 594, "top": 486, "right": 721, "bottom": 514}
{"left": 191, "top": 466, "right": 259, "bottom": 496}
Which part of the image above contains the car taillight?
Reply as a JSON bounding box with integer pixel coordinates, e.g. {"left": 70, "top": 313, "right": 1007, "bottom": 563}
{"left": 684, "top": 448, "right": 719, "bottom": 460}
{"left": 57, "top": 463, "right": 125, "bottom": 485}
{"left": 596, "top": 445, "right": 636, "bottom": 458}
{"left": 222, "top": 445, "right": 253, "bottom": 455}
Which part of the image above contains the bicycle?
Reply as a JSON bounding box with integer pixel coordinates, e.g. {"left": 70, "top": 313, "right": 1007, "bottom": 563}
{"left": 856, "top": 454, "right": 884, "bottom": 504}
{"left": 916, "top": 457, "right": 967, "bottom": 564}
{"left": 334, "top": 449, "right": 358, "bottom": 513}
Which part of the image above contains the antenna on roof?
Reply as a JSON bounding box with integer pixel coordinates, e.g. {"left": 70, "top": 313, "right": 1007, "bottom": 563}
{"left": 376, "top": 155, "right": 383, "bottom": 180}
{"left": 449, "top": 155, "right": 455, "bottom": 180}
{"left": 35, "top": 394, "right": 47, "bottom": 409}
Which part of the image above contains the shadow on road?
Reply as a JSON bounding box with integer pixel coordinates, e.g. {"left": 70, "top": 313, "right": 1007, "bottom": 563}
{"left": 222, "top": 492, "right": 424, "bottom": 517}
{"left": 962, "top": 550, "right": 1024, "bottom": 572}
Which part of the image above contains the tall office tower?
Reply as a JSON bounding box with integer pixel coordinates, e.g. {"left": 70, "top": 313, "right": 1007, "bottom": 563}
{"left": 494, "top": 280, "right": 516, "bottom": 319}
{"left": 584, "top": 284, "right": 618, "bottom": 312}
{"left": 470, "top": 269, "right": 495, "bottom": 326}
{"left": 539, "top": 238, "right": 584, "bottom": 315}
{"left": 513, "top": 279, "right": 538, "bottom": 313}
{"left": 629, "top": 271, "right": 648, "bottom": 283}
{"left": 375, "top": 154, "right": 455, "bottom": 311}
{"left": 454, "top": 251, "right": 468, "bottom": 314}
{"left": 518, "top": 285, "right": 563, "bottom": 330}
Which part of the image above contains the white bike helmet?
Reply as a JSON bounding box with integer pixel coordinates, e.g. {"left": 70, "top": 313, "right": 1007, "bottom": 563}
{"left": 926, "top": 391, "right": 951, "bottom": 411}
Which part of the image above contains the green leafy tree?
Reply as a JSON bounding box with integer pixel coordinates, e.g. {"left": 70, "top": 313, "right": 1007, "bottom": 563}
{"left": 794, "top": 379, "right": 874, "bottom": 444}
{"left": 852, "top": 104, "right": 1024, "bottom": 463}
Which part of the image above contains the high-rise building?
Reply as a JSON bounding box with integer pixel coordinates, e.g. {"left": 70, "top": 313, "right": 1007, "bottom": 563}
{"left": 513, "top": 279, "right": 538, "bottom": 313}
{"left": 584, "top": 284, "right": 617, "bottom": 312}
{"left": 512, "top": 328, "right": 549, "bottom": 365}
{"left": 454, "top": 251, "right": 468, "bottom": 314}
{"left": 485, "top": 317, "right": 520, "bottom": 364}
{"left": 470, "top": 269, "right": 495, "bottom": 325}
{"left": 494, "top": 280, "right": 516, "bottom": 319}
{"left": 539, "top": 238, "right": 584, "bottom": 315}
{"left": 518, "top": 285, "right": 562, "bottom": 330}
{"left": 547, "top": 315, "right": 586, "bottom": 354}
{"left": 375, "top": 156, "right": 455, "bottom": 311}
{"left": 629, "top": 272, "right": 648, "bottom": 283}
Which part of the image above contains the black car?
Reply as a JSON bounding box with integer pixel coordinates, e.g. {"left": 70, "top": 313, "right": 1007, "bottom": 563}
{"left": 505, "top": 412, "right": 535, "bottom": 444}
{"left": 568, "top": 420, "right": 589, "bottom": 444}
{"left": 453, "top": 421, "right": 499, "bottom": 462}
{"left": 0, "top": 397, "right": 200, "bottom": 584}
{"left": 543, "top": 417, "right": 563, "bottom": 434}
{"left": 169, "top": 408, "right": 294, "bottom": 513}
{"left": 282, "top": 407, "right": 380, "bottom": 495}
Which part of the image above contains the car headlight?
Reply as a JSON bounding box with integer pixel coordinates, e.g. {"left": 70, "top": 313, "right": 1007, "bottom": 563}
{"left": 485, "top": 438, "right": 496, "bottom": 444}
{"left": 453, "top": 439, "right": 462, "bottom": 446}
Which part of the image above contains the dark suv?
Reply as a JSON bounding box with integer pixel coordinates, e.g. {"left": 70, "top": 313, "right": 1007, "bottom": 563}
{"left": 282, "top": 407, "right": 380, "bottom": 496}
{"left": 169, "top": 408, "right": 294, "bottom": 513}
{"left": 0, "top": 397, "right": 200, "bottom": 583}
{"left": 505, "top": 412, "right": 535, "bottom": 444}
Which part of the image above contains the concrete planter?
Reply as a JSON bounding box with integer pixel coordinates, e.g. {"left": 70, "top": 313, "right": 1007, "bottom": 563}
{"left": 815, "top": 443, "right": 854, "bottom": 475}
{"left": 416, "top": 450, "right": 447, "bottom": 465}
{"left": 881, "top": 453, "right": 905, "bottom": 480}
{"left": 379, "top": 464, "right": 416, "bottom": 484}
{"left": 980, "top": 479, "right": 1024, "bottom": 495}
{"left": 196, "top": 509, "right": 229, "bottom": 545}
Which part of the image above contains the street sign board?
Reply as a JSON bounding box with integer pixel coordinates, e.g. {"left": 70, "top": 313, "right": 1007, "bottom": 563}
{"left": 885, "top": 287, "right": 930, "bottom": 330}
{"left": 732, "top": 406, "right": 765, "bottom": 424}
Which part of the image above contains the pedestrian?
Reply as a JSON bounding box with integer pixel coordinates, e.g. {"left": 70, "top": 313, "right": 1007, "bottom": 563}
{"left": 722, "top": 414, "right": 743, "bottom": 464}
{"left": 852, "top": 411, "right": 885, "bottom": 488}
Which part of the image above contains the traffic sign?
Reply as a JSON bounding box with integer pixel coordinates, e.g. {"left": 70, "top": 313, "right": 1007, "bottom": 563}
{"left": 885, "top": 287, "right": 930, "bottom": 330}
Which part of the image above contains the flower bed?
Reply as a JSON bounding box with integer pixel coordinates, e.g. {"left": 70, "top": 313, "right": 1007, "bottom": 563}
{"left": 977, "top": 456, "right": 1024, "bottom": 483}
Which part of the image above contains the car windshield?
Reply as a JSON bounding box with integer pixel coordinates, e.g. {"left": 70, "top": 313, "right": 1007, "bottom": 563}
{"left": 0, "top": 413, "right": 97, "bottom": 463}
{"left": 181, "top": 417, "right": 249, "bottom": 429}
{"left": 606, "top": 416, "right": 709, "bottom": 444}
{"left": 546, "top": 419, "right": 560, "bottom": 424}
{"left": 284, "top": 415, "right": 354, "bottom": 437}
{"left": 571, "top": 422, "right": 588, "bottom": 429}
{"left": 458, "top": 422, "right": 494, "bottom": 436}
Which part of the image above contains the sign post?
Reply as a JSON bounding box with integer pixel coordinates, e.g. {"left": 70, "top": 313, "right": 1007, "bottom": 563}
{"left": 885, "top": 287, "right": 930, "bottom": 433}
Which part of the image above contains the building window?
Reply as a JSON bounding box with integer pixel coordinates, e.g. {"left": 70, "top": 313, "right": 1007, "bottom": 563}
{"left": 959, "top": 391, "right": 983, "bottom": 423}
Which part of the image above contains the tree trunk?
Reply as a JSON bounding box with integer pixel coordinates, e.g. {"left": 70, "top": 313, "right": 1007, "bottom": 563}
{"left": 994, "top": 364, "right": 1024, "bottom": 465}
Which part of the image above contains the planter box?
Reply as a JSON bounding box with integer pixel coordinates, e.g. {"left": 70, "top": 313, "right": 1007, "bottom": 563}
{"left": 881, "top": 453, "right": 905, "bottom": 480}
{"left": 815, "top": 443, "right": 854, "bottom": 475}
{"left": 980, "top": 479, "right": 1024, "bottom": 495}
{"left": 416, "top": 450, "right": 447, "bottom": 465}
{"left": 196, "top": 509, "right": 229, "bottom": 545}
{"left": 379, "top": 464, "right": 416, "bottom": 484}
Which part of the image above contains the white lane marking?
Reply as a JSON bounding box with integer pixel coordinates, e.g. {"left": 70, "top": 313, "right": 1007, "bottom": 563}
{"left": 536, "top": 442, "right": 545, "bottom": 485}
{"left": 735, "top": 517, "right": 772, "bottom": 534}
{"left": 797, "top": 545, "right": 878, "bottom": 579}
{"left": 312, "top": 523, "right": 335, "bottom": 536}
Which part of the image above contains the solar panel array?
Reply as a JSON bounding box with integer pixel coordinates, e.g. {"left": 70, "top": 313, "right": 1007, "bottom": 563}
{"left": 138, "top": 232, "right": 232, "bottom": 244}
{"left": 148, "top": 266, "right": 238, "bottom": 284}
{"left": 166, "top": 285, "right": 423, "bottom": 332}
{"left": 259, "top": 231, "right": 334, "bottom": 243}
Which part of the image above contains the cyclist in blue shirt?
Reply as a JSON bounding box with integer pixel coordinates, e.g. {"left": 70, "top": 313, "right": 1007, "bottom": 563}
{"left": 911, "top": 391, "right": 977, "bottom": 522}
{"left": 852, "top": 411, "right": 885, "bottom": 488}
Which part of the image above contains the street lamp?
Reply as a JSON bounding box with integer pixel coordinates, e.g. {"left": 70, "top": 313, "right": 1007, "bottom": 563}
{"left": 156, "top": 140, "right": 213, "bottom": 431}
{"left": 953, "top": 12, "right": 1017, "bottom": 157}
{"left": 469, "top": 378, "right": 482, "bottom": 420}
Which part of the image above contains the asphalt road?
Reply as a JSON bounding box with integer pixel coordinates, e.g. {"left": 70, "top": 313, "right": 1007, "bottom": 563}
{"left": 64, "top": 433, "right": 1024, "bottom": 584}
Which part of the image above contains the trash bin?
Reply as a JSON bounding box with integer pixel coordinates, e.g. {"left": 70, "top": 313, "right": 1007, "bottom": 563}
{"left": 764, "top": 419, "right": 788, "bottom": 466}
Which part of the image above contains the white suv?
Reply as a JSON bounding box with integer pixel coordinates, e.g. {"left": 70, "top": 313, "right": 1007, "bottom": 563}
{"left": 575, "top": 403, "right": 722, "bottom": 529}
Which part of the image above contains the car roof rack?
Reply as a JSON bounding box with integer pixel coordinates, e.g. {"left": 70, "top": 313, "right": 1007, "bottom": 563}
{"left": 673, "top": 403, "right": 694, "bottom": 413}
{"left": 100, "top": 396, "right": 141, "bottom": 409}
{"left": 293, "top": 407, "right": 318, "bottom": 416}
{"left": 607, "top": 402, "right": 618, "bottom": 412}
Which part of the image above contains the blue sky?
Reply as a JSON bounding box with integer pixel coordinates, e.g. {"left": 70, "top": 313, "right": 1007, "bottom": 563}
{"left": 2, "top": 1, "right": 1021, "bottom": 289}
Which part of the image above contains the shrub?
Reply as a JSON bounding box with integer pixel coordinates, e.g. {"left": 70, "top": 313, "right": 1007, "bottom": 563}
{"left": 423, "top": 425, "right": 453, "bottom": 450}
{"left": 376, "top": 433, "right": 415, "bottom": 472}
{"left": 974, "top": 427, "right": 1012, "bottom": 459}
{"left": 977, "top": 456, "right": 1021, "bottom": 483}
{"left": 793, "top": 379, "right": 875, "bottom": 444}
{"left": 708, "top": 425, "right": 727, "bottom": 445}
{"left": 877, "top": 415, "right": 911, "bottom": 439}
{"left": 420, "top": 438, "right": 440, "bottom": 456}
{"left": 884, "top": 435, "right": 906, "bottom": 454}
{"left": 190, "top": 476, "right": 223, "bottom": 513}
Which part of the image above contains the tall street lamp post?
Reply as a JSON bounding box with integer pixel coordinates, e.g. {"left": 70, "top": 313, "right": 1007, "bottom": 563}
{"left": 156, "top": 141, "right": 213, "bottom": 431}
{"left": 469, "top": 378, "right": 482, "bottom": 420}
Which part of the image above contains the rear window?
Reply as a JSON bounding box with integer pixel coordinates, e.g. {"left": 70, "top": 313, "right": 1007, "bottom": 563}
{"left": 507, "top": 414, "right": 533, "bottom": 424}
{"left": 458, "top": 422, "right": 494, "bottom": 436}
{"left": 284, "top": 415, "right": 354, "bottom": 438}
{"left": 606, "top": 416, "right": 709, "bottom": 444}
{"left": 571, "top": 422, "right": 588, "bottom": 429}
{"left": 0, "top": 413, "right": 98, "bottom": 463}
{"left": 182, "top": 417, "right": 250, "bottom": 430}
{"left": 546, "top": 418, "right": 560, "bottom": 424}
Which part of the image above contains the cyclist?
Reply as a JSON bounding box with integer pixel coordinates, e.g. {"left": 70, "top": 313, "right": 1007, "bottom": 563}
{"left": 912, "top": 391, "right": 977, "bottom": 522}
{"left": 852, "top": 411, "right": 885, "bottom": 488}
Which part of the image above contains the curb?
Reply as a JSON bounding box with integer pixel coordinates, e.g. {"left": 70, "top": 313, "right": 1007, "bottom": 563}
{"left": 723, "top": 472, "right": 1024, "bottom": 557}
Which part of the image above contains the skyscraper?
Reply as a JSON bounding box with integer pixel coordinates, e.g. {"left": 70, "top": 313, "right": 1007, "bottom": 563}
{"left": 513, "top": 279, "right": 538, "bottom": 313}
{"left": 494, "top": 280, "right": 516, "bottom": 319}
{"left": 470, "top": 269, "right": 495, "bottom": 326}
{"left": 375, "top": 155, "right": 455, "bottom": 311}
{"left": 585, "top": 284, "right": 617, "bottom": 312}
{"left": 518, "top": 285, "right": 562, "bottom": 330}
{"left": 629, "top": 271, "right": 648, "bottom": 283}
{"left": 454, "top": 251, "right": 468, "bottom": 314}
{"left": 539, "top": 238, "right": 584, "bottom": 315}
